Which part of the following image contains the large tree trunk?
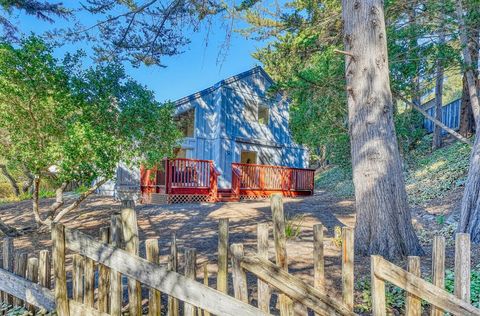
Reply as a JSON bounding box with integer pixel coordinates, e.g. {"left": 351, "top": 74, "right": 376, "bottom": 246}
{"left": 457, "top": 0, "right": 480, "bottom": 240}
{"left": 459, "top": 74, "right": 476, "bottom": 137}
{"left": 342, "top": 0, "right": 423, "bottom": 258}
{"left": 432, "top": 2, "right": 446, "bottom": 150}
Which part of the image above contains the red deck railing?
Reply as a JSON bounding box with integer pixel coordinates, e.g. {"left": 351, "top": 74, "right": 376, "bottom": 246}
{"left": 141, "top": 159, "right": 314, "bottom": 202}
{"left": 140, "top": 158, "right": 218, "bottom": 198}
{"left": 231, "top": 163, "right": 315, "bottom": 197}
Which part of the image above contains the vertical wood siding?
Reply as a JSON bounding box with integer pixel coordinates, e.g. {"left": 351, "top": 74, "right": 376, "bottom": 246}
{"left": 424, "top": 99, "right": 461, "bottom": 133}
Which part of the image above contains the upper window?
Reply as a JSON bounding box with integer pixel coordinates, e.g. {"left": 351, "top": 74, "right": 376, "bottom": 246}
{"left": 244, "top": 99, "right": 270, "bottom": 125}
{"left": 258, "top": 104, "right": 269, "bottom": 125}
{"left": 176, "top": 108, "right": 195, "bottom": 137}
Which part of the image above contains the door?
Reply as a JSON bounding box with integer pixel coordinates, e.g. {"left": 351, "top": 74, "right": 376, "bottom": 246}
{"left": 240, "top": 151, "right": 257, "bottom": 164}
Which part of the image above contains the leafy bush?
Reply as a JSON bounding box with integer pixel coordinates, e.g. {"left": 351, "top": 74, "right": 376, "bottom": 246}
{"left": 315, "top": 166, "right": 354, "bottom": 198}
{"left": 405, "top": 135, "right": 471, "bottom": 205}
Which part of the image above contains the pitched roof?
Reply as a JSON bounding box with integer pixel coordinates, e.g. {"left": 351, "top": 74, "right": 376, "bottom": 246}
{"left": 173, "top": 66, "right": 274, "bottom": 107}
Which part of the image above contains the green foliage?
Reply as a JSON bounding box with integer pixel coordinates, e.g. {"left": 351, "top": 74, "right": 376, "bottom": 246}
{"left": 0, "top": 36, "right": 181, "bottom": 216}
{"left": 284, "top": 213, "right": 305, "bottom": 240}
{"left": 405, "top": 135, "right": 471, "bottom": 205}
{"left": 315, "top": 166, "right": 354, "bottom": 198}
{"left": 394, "top": 107, "right": 426, "bottom": 154}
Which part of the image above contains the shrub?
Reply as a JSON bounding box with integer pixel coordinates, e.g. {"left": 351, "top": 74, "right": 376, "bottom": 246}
{"left": 285, "top": 213, "right": 305, "bottom": 240}
{"left": 315, "top": 166, "right": 354, "bottom": 198}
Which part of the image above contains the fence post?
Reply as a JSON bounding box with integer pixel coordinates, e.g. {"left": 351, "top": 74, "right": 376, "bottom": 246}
{"left": 52, "top": 222, "right": 70, "bottom": 316}
{"left": 405, "top": 256, "right": 421, "bottom": 316}
{"left": 84, "top": 257, "right": 95, "bottom": 307}
{"left": 98, "top": 226, "right": 110, "bottom": 313}
{"left": 455, "top": 233, "right": 471, "bottom": 302}
{"left": 371, "top": 256, "right": 386, "bottom": 316}
{"left": 2, "top": 237, "right": 14, "bottom": 305}
{"left": 342, "top": 226, "right": 354, "bottom": 311}
{"left": 184, "top": 247, "right": 197, "bottom": 316}
{"left": 121, "top": 199, "right": 142, "bottom": 316}
{"left": 431, "top": 236, "right": 445, "bottom": 316}
{"left": 38, "top": 250, "right": 51, "bottom": 289}
{"left": 146, "top": 238, "right": 161, "bottom": 316}
{"left": 26, "top": 257, "right": 39, "bottom": 313}
{"left": 257, "top": 223, "right": 270, "bottom": 313}
{"left": 202, "top": 263, "right": 211, "bottom": 316}
{"left": 72, "top": 254, "right": 84, "bottom": 303}
{"left": 167, "top": 233, "right": 179, "bottom": 316}
{"left": 13, "top": 252, "right": 28, "bottom": 306}
{"left": 313, "top": 224, "right": 325, "bottom": 294}
{"left": 217, "top": 218, "right": 229, "bottom": 294}
{"left": 110, "top": 214, "right": 123, "bottom": 316}
{"left": 231, "top": 244, "right": 248, "bottom": 303}
{"left": 271, "top": 194, "right": 294, "bottom": 316}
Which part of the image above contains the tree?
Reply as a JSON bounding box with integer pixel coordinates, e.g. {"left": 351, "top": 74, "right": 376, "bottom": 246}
{"left": 0, "top": 0, "right": 69, "bottom": 40}
{"left": 0, "top": 37, "right": 182, "bottom": 231}
{"left": 342, "top": 0, "right": 423, "bottom": 257}
{"left": 432, "top": 0, "right": 446, "bottom": 149}
{"left": 456, "top": 0, "right": 480, "bottom": 241}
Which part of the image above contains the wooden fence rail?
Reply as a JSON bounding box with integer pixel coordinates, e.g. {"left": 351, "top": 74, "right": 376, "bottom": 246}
{"left": 2, "top": 194, "right": 480, "bottom": 316}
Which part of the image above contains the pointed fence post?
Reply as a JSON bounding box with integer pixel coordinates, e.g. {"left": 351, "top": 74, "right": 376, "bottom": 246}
{"left": 271, "top": 194, "right": 294, "bottom": 316}
{"left": 231, "top": 244, "right": 248, "bottom": 303}
{"left": 146, "top": 238, "right": 161, "bottom": 316}
{"left": 455, "top": 233, "right": 471, "bottom": 302}
{"left": 431, "top": 236, "right": 445, "bottom": 316}
{"left": 26, "top": 257, "right": 39, "bottom": 313}
{"left": 257, "top": 223, "right": 270, "bottom": 313}
{"left": 98, "top": 226, "right": 110, "bottom": 313}
{"left": 110, "top": 214, "right": 123, "bottom": 316}
{"left": 217, "top": 218, "right": 229, "bottom": 294}
{"left": 121, "top": 199, "right": 142, "bottom": 316}
{"left": 2, "top": 237, "right": 14, "bottom": 305}
{"left": 405, "top": 256, "right": 421, "bottom": 316}
{"left": 342, "top": 227, "right": 354, "bottom": 311}
{"left": 371, "top": 256, "right": 386, "bottom": 316}
{"left": 167, "top": 233, "right": 179, "bottom": 316}
{"left": 52, "top": 223, "right": 70, "bottom": 316}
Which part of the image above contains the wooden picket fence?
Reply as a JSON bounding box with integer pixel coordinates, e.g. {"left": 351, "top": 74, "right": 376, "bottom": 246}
{"left": 0, "top": 194, "right": 480, "bottom": 315}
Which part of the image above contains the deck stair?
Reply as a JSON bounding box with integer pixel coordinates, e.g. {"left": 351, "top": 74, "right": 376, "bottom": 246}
{"left": 217, "top": 189, "right": 240, "bottom": 202}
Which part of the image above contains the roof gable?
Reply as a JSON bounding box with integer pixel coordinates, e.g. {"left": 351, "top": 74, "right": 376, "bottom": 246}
{"left": 173, "top": 66, "right": 274, "bottom": 107}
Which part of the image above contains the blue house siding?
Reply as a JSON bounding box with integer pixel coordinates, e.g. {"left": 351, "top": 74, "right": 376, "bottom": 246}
{"left": 172, "top": 66, "right": 309, "bottom": 189}
{"left": 424, "top": 99, "right": 461, "bottom": 133}
{"left": 104, "top": 66, "right": 309, "bottom": 195}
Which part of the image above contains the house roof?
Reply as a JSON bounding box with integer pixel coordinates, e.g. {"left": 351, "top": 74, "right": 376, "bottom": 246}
{"left": 173, "top": 66, "right": 274, "bottom": 107}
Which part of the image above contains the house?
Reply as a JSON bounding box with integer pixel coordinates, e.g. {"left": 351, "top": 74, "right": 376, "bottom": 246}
{"left": 101, "top": 66, "right": 313, "bottom": 203}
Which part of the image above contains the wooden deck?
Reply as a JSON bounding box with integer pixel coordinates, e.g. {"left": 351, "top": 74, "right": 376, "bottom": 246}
{"left": 140, "top": 158, "right": 314, "bottom": 203}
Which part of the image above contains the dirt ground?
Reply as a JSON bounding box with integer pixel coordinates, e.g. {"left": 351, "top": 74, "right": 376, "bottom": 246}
{"left": 0, "top": 188, "right": 478, "bottom": 312}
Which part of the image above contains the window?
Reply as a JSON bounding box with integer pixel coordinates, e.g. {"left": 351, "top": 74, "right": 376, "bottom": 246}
{"left": 258, "top": 104, "right": 269, "bottom": 125}
{"left": 244, "top": 99, "right": 270, "bottom": 125}
{"left": 176, "top": 108, "right": 195, "bottom": 137}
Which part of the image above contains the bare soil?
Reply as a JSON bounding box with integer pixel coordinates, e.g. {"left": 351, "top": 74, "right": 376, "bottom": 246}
{"left": 0, "top": 188, "right": 478, "bottom": 313}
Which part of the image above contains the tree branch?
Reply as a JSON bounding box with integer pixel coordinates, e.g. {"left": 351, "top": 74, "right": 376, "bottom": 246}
{"left": 0, "top": 164, "right": 20, "bottom": 196}
{"left": 394, "top": 92, "right": 473, "bottom": 146}
{"left": 51, "top": 179, "right": 108, "bottom": 224}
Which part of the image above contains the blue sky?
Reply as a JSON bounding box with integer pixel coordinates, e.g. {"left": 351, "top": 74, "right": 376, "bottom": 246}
{"left": 18, "top": 9, "right": 267, "bottom": 102}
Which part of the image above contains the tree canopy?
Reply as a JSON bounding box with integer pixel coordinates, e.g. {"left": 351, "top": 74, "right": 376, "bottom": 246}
{"left": 0, "top": 36, "right": 181, "bottom": 229}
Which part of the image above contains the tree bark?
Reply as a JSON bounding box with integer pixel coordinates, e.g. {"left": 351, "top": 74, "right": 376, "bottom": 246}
{"left": 459, "top": 74, "right": 476, "bottom": 137}
{"left": 0, "top": 164, "right": 20, "bottom": 196}
{"left": 432, "top": 2, "right": 446, "bottom": 150}
{"left": 32, "top": 176, "right": 42, "bottom": 226}
{"left": 21, "top": 167, "right": 34, "bottom": 194}
{"left": 457, "top": 0, "right": 480, "bottom": 240}
{"left": 342, "top": 0, "right": 423, "bottom": 258}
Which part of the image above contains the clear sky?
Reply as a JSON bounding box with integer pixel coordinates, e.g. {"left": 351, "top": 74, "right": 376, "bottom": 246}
{"left": 19, "top": 9, "right": 266, "bottom": 102}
